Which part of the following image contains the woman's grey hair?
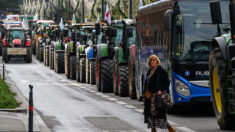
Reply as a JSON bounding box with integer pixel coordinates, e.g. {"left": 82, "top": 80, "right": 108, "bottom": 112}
{"left": 147, "top": 54, "right": 161, "bottom": 67}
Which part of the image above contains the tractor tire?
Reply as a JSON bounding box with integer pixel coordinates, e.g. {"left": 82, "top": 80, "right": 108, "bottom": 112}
{"left": 86, "top": 58, "right": 90, "bottom": 84}
{"left": 2, "top": 47, "right": 9, "bottom": 63}
{"left": 70, "top": 56, "right": 76, "bottom": 80}
{"left": 209, "top": 48, "right": 235, "bottom": 130}
{"left": 65, "top": 54, "right": 70, "bottom": 79}
{"left": 76, "top": 57, "right": 80, "bottom": 82}
{"left": 39, "top": 46, "right": 44, "bottom": 62}
{"left": 25, "top": 47, "right": 32, "bottom": 63}
{"left": 80, "top": 58, "right": 86, "bottom": 83}
{"left": 118, "top": 65, "right": 129, "bottom": 97}
{"left": 101, "top": 59, "right": 113, "bottom": 93}
{"left": 56, "top": 52, "right": 65, "bottom": 73}
{"left": 32, "top": 40, "right": 36, "bottom": 55}
{"left": 46, "top": 46, "right": 49, "bottom": 66}
{"left": 96, "top": 60, "right": 101, "bottom": 91}
{"left": 113, "top": 58, "right": 118, "bottom": 95}
{"left": 51, "top": 50, "right": 54, "bottom": 69}
{"left": 43, "top": 46, "right": 46, "bottom": 66}
{"left": 0, "top": 42, "right": 2, "bottom": 56}
{"left": 90, "top": 60, "right": 96, "bottom": 85}
{"left": 128, "top": 59, "right": 136, "bottom": 99}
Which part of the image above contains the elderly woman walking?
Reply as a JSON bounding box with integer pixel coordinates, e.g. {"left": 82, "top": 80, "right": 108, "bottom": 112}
{"left": 143, "top": 55, "right": 175, "bottom": 132}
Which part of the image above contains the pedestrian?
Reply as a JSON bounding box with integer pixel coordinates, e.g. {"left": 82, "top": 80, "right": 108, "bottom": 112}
{"left": 143, "top": 55, "right": 175, "bottom": 132}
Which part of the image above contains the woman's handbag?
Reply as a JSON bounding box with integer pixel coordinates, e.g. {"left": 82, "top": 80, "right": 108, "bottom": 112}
{"left": 151, "top": 92, "right": 173, "bottom": 116}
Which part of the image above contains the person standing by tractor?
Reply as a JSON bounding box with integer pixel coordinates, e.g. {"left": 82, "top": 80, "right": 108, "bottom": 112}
{"left": 143, "top": 55, "right": 175, "bottom": 132}
{"left": 0, "top": 20, "right": 6, "bottom": 55}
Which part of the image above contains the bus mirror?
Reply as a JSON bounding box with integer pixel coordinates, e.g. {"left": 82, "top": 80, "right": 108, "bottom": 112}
{"left": 164, "top": 9, "right": 173, "bottom": 31}
{"left": 210, "top": 1, "right": 222, "bottom": 24}
{"left": 95, "top": 23, "right": 100, "bottom": 35}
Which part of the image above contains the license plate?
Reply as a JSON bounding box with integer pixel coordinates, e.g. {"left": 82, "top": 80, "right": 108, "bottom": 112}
{"left": 7, "top": 48, "right": 27, "bottom": 55}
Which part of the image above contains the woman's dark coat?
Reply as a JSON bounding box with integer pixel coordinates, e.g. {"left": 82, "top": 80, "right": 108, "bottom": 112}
{"left": 144, "top": 66, "right": 170, "bottom": 122}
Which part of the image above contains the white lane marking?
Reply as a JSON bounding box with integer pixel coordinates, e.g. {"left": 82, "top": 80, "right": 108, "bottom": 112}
{"left": 88, "top": 90, "right": 96, "bottom": 93}
{"left": 95, "top": 93, "right": 103, "bottom": 95}
{"left": 116, "top": 101, "right": 127, "bottom": 105}
{"left": 124, "top": 105, "right": 137, "bottom": 109}
{"left": 59, "top": 79, "right": 68, "bottom": 83}
{"left": 176, "top": 127, "right": 197, "bottom": 132}
{"left": 100, "top": 95, "right": 110, "bottom": 98}
{"left": 107, "top": 97, "right": 118, "bottom": 101}
{"left": 134, "top": 109, "right": 144, "bottom": 113}
{"left": 168, "top": 120, "right": 178, "bottom": 126}
{"left": 20, "top": 80, "right": 29, "bottom": 83}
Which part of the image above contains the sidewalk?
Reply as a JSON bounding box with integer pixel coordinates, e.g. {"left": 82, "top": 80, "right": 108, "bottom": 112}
{"left": 0, "top": 67, "right": 50, "bottom": 132}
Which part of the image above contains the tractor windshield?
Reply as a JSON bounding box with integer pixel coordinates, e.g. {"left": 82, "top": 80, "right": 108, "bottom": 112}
{"left": 115, "top": 27, "right": 123, "bottom": 46}
{"left": 172, "top": 0, "right": 230, "bottom": 61}
{"left": 9, "top": 30, "right": 25, "bottom": 46}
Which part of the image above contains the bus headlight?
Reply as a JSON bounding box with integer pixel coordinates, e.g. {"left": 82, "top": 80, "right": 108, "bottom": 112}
{"left": 175, "top": 79, "right": 190, "bottom": 97}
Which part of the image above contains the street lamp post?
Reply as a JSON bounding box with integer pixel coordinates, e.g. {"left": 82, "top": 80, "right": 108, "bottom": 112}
{"left": 82, "top": 0, "right": 85, "bottom": 23}
{"left": 102, "top": 0, "right": 104, "bottom": 22}
{"left": 129, "top": 0, "right": 132, "bottom": 19}
{"left": 68, "top": 0, "right": 71, "bottom": 21}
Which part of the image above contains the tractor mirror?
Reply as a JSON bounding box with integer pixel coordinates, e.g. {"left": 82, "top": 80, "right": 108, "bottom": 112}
{"left": 210, "top": 1, "right": 222, "bottom": 24}
{"left": 230, "top": 3, "right": 235, "bottom": 41}
{"left": 112, "top": 29, "right": 117, "bottom": 37}
{"left": 83, "top": 35, "right": 88, "bottom": 41}
{"left": 71, "top": 32, "right": 76, "bottom": 41}
{"left": 63, "top": 30, "right": 69, "bottom": 37}
{"left": 127, "top": 28, "right": 133, "bottom": 38}
{"left": 95, "top": 23, "right": 100, "bottom": 35}
{"left": 164, "top": 9, "right": 173, "bottom": 31}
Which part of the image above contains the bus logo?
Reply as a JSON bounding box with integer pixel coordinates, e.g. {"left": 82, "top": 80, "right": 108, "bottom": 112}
{"left": 185, "top": 71, "right": 190, "bottom": 76}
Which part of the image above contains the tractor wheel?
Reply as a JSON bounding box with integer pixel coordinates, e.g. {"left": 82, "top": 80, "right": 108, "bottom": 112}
{"left": 0, "top": 42, "right": 2, "bottom": 56}
{"left": 2, "top": 47, "right": 9, "bottom": 63}
{"left": 25, "top": 47, "right": 32, "bottom": 63}
{"left": 43, "top": 46, "right": 46, "bottom": 65}
{"left": 101, "top": 59, "right": 113, "bottom": 93}
{"left": 46, "top": 47, "right": 49, "bottom": 66}
{"left": 90, "top": 60, "right": 96, "bottom": 85}
{"left": 39, "top": 46, "right": 44, "bottom": 62}
{"left": 56, "top": 52, "right": 65, "bottom": 73}
{"left": 32, "top": 40, "right": 36, "bottom": 55}
{"left": 80, "top": 58, "right": 86, "bottom": 83}
{"left": 209, "top": 48, "right": 235, "bottom": 130}
{"left": 128, "top": 59, "right": 136, "bottom": 99}
{"left": 51, "top": 50, "right": 54, "bottom": 69}
{"left": 65, "top": 54, "right": 70, "bottom": 79}
{"left": 76, "top": 57, "right": 80, "bottom": 82}
{"left": 86, "top": 58, "right": 90, "bottom": 84}
{"left": 118, "top": 65, "right": 129, "bottom": 97}
{"left": 113, "top": 58, "right": 118, "bottom": 95}
{"left": 70, "top": 56, "right": 76, "bottom": 80}
{"left": 96, "top": 60, "right": 101, "bottom": 91}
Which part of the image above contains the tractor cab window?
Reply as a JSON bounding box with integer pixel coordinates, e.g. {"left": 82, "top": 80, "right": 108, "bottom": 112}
{"left": 114, "top": 27, "right": 123, "bottom": 46}
{"left": 9, "top": 30, "right": 25, "bottom": 46}
{"left": 128, "top": 28, "right": 136, "bottom": 45}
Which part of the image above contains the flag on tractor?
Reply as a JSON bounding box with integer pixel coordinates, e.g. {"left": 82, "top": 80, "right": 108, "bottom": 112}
{"left": 105, "top": 3, "right": 111, "bottom": 25}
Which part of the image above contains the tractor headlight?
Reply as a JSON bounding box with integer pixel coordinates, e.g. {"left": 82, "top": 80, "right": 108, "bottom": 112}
{"left": 175, "top": 79, "right": 190, "bottom": 97}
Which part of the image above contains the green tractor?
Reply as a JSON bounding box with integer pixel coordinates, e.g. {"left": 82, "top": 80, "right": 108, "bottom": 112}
{"left": 53, "top": 26, "right": 71, "bottom": 73}
{"left": 84, "top": 23, "right": 107, "bottom": 85}
{"left": 113, "top": 20, "right": 136, "bottom": 97}
{"left": 75, "top": 24, "right": 94, "bottom": 83}
{"left": 209, "top": 0, "right": 235, "bottom": 130}
{"left": 48, "top": 25, "right": 60, "bottom": 70}
{"left": 96, "top": 22, "right": 121, "bottom": 92}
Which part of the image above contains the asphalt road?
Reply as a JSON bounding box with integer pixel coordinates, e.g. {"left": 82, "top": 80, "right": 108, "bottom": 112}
{"left": 3, "top": 56, "right": 231, "bottom": 132}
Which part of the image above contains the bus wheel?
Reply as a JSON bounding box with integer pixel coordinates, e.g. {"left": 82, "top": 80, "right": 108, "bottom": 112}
{"left": 209, "top": 48, "right": 235, "bottom": 130}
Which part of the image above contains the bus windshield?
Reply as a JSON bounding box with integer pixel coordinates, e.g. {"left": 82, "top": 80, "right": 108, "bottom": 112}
{"left": 172, "top": 0, "right": 230, "bottom": 61}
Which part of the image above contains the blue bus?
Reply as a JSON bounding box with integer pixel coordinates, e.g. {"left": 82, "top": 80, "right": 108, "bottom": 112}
{"left": 135, "top": 0, "right": 230, "bottom": 105}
